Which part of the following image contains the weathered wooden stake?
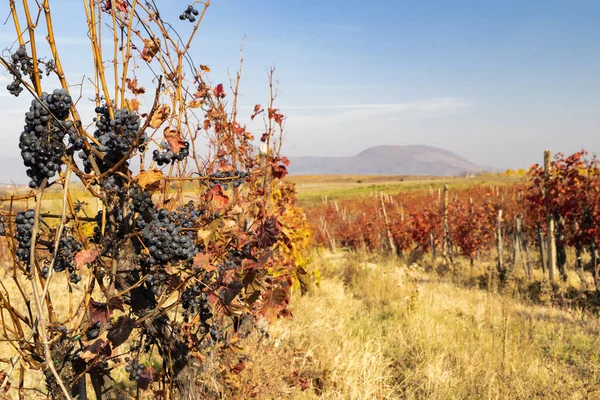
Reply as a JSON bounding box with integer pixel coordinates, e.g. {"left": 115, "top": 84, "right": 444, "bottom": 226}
{"left": 544, "top": 150, "right": 558, "bottom": 281}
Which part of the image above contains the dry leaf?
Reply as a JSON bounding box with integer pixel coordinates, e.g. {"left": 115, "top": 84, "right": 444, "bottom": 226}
{"left": 200, "top": 65, "right": 211, "bottom": 73}
{"left": 197, "top": 219, "right": 221, "bottom": 248}
{"left": 135, "top": 169, "right": 164, "bottom": 192}
{"left": 193, "top": 252, "right": 217, "bottom": 272}
{"left": 126, "top": 78, "right": 146, "bottom": 95}
{"left": 141, "top": 37, "right": 160, "bottom": 62}
{"left": 74, "top": 249, "right": 98, "bottom": 270}
{"left": 163, "top": 127, "right": 184, "bottom": 154}
{"left": 213, "top": 83, "right": 225, "bottom": 98}
{"left": 149, "top": 104, "right": 170, "bottom": 129}
{"left": 189, "top": 99, "right": 203, "bottom": 108}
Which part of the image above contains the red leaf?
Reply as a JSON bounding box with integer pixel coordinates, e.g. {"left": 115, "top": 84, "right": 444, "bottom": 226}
{"left": 213, "top": 83, "right": 225, "bottom": 98}
{"left": 74, "top": 249, "right": 98, "bottom": 270}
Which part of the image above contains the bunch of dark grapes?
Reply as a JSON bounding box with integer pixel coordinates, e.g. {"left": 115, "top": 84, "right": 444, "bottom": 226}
{"left": 7, "top": 79, "right": 23, "bottom": 97}
{"left": 209, "top": 170, "right": 248, "bottom": 190}
{"left": 152, "top": 141, "right": 190, "bottom": 166}
{"left": 172, "top": 202, "right": 203, "bottom": 228}
{"left": 80, "top": 106, "right": 147, "bottom": 173}
{"left": 145, "top": 272, "right": 167, "bottom": 296}
{"left": 179, "top": 5, "right": 199, "bottom": 22}
{"left": 139, "top": 208, "right": 198, "bottom": 266}
{"left": 10, "top": 46, "right": 34, "bottom": 76}
{"left": 124, "top": 358, "right": 145, "bottom": 382}
{"left": 19, "top": 89, "right": 74, "bottom": 188}
{"left": 0, "top": 215, "right": 5, "bottom": 236}
{"left": 181, "top": 288, "right": 212, "bottom": 330}
{"left": 14, "top": 210, "right": 36, "bottom": 264}
{"left": 55, "top": 235, "right": 83, "bottom": 283}
{"left": 6, "top": 46, "right": 33, "bottom": 97}
{"left": 129, "top": 186, "right": 154, "bottom": 216}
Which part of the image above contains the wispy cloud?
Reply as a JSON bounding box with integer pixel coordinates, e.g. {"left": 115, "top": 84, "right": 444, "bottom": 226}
{"left": 280, "top": 97, "right": 469, "bottom": 112}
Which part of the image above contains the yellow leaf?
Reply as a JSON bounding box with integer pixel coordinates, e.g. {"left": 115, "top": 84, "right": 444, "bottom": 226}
{"left": 200, "top": 65, "right": 211, "bottom": 73}
{"left": 197, "top": 219, "right": 221, "bottom": 247}
{"left": 189, "top": 99, "right": 203, "bottom": 108}
{"left": 135, "top": 169, "right": 164, "bottom": 192}
{"left": 149, "top": 104, "right": 170, "bottom": 129}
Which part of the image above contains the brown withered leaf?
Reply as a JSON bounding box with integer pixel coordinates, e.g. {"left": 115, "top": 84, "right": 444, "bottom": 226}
{"left": 126, "top": 78, "right": 146, "bottom": 95}
{"left": 74, "top": 249, "right": 98, "bottom": 270}
{"left": 251, "top": 104, "right": 263, "bottom": 120}
{"left": 209, "top": 184, "right": 229, "bottom": 209}
{"left": 149, "top": 104, "right": 170, "bottom": 129}
{"left": 203, "top": 119, "right": 211, "bottom": 130}
{"left": 136, "top": 169, "right": 163, "bottom": 192}
{"left": 260, "top": 288, "right": 289, "bottom": 323}
{"left": 80, "top": 339, "right": 112, "bottom": 362}
{"left": 163, "top": 127, "right": 184, "bottom": 154}
{"left": 199, "top": 64, "right": 211, "bottom": 73}
{"left": 107, "top": 315, "right": 136, "bottom": 348}
{"left": 141, "top": 37, "right": 160, "bottom": 62}
{"left": 193, "top": 252, "right": 217, "bottom": 272}
{"left": 89, "top": 298, "right": 110, "bottom": 325}
{"left": 222, "top": 280, "right": 244, "bottom": 305}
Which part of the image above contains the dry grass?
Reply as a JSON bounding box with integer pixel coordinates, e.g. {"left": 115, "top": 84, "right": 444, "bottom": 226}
{"left": 227, "top": 251, "right": 600, "bottom": 399}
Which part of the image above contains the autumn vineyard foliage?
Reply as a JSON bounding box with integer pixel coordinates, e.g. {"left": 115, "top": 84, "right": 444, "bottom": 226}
{"left": 0, "top": 1, "right": 312, "bottom": 399}
{"left": 310, "top": 151, "right": 600, "bottom": 293}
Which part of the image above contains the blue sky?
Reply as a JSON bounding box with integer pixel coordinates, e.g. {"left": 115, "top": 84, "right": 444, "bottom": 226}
{"left": 1, "top": 0, "right": 599, "bottom": 169}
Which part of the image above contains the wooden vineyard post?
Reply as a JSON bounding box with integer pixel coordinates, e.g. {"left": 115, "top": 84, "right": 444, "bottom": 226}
{"left": 497, "top": 209, "right": 504, "bottom": 277}
{"left": 538, "top": 225, "right": 547, "bottom": 274}
{"left": 441, "top": 185, "right": 450, "bottom": 265}
{"left": 380, "top": 195, "right": 397, "bottom": 255}
{"left": 544, "top": 150, "right": 558, "bottom": 281}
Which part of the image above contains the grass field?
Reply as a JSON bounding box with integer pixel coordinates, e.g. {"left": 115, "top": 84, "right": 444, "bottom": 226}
{"left": 286, "top": 174, "right": 523, "bottom": 204}
{"left": 229, "top": 251, "right": 600, "bottom": 399}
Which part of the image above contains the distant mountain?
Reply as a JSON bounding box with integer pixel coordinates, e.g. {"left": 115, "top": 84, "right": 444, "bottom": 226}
{"left": 289, "top": 145, "right": 484, "bottom": 176}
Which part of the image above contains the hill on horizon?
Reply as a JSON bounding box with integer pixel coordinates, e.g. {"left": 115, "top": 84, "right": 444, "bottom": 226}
{"left": 288, "top": 145, "right": 485, "bottom": 176}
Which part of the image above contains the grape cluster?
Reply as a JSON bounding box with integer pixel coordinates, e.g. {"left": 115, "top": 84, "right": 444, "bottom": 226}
{"left": 6, "top": 46, "right": 33, "bottom": 97}
{"left": 152, "top": 141, "right": 190, "bottom": 166}
{"left": 124, "top": 358, "right": 145, "bottom": 382}
{"left": 181, "top": 288, "right": 212, "bottom": 329}
{"left": 209, "top": 170, "right": 248, "bottom": 190}
{"left": 139, "top": 208, "right": 198, "bottom": 266}
{"left": 80, "top": 106, "right": 147, "bottom": 173}
{"left": 7, "top": 79, "right": 23, "bottom": 97}
{"left": 14, "top": 210, "right": 36, "bottom": 264}
{"left": 145, "top": 272, "right": 167, "bottom": 296}
{"left": 179, "top": 5, "right": 199, "bottom": 22}
{"left": 55, "top": 235, "right": 83, "bottom": 283}
{"left": 0, "top": 215, "right": 5, "bottom": 236}
{"left": 129, "top": 186, "right": 154, "bottom": 215}
{"left": 19, "top": 89, "right": 74, "bottom": 188}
